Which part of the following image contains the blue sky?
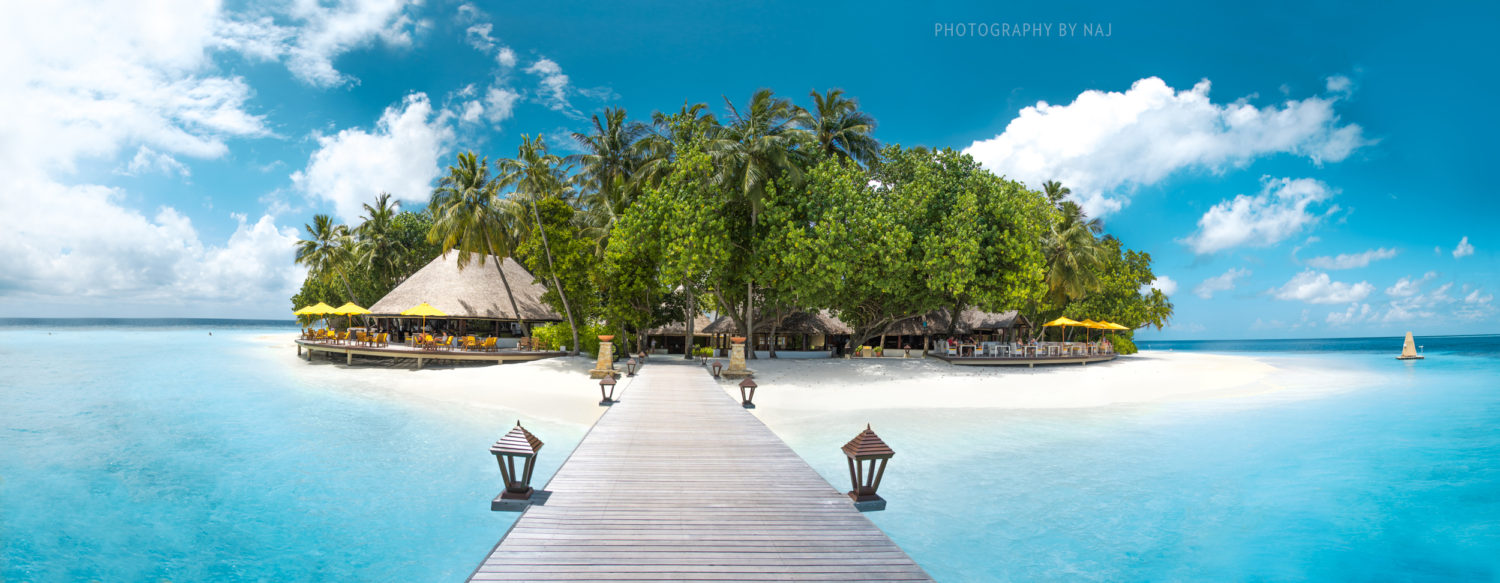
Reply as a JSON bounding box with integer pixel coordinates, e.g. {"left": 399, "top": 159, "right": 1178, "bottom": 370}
{"left": 1, "top": 0, "right": 1494, "bottom": 338}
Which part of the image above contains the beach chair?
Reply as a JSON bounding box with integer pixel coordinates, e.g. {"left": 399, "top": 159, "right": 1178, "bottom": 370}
{"left": 355, "top": 331, "right": 369, "bottom": 346}
{"left": 481, "top": 337, "right": 497, "bottom": 351}
{"left": 463, "top": 336, "right": 477, "bottom": 351}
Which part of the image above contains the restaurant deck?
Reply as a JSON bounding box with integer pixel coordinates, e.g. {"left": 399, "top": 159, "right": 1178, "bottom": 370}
{"left": 467, "top": 361, "right": 932, "bottom": 582}
{"left": 295, "top": 338, "right": 564, "bottom": 367}
{"left": 927, "top": 350, "right": 1118, "bottom": 367}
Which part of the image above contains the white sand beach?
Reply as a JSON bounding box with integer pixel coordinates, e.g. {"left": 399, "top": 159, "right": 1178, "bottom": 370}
{"left": 717, "top": 350, "right": 1287, "bottom": 414}
{"left": 248, "top": 332, "right": 1378, "bottom": 435}
{"left": 249, "top": 332, "right": 607, "bottom": 428}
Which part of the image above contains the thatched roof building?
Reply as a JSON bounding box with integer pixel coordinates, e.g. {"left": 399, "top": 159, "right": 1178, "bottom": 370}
{"left": 881, "top": 309, "right": 1029, "bottom": 336}
{"left": 702, "top": 310, "right": 853, "bottom": 335}
{"left": 645, "top": 314, "right": 715, "bottom": 337}
{"left": 369, "top": 252, "right": 562, "bottom": 321}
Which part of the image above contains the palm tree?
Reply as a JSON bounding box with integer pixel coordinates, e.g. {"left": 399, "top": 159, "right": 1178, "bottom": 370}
{"left": 498, "top": 135, "right": 580, "bottom": 355}
{"left": 356, "top": 192, "right": 404, "bottom": 287}
{"left": 710, "top": 89, "right": 809, "bottom": 355}
{"left": 571, "top": 108, "right": 652, "bottom": 247}
{"left": 1042, "top": 180, "right": 1071, "bottom": 207}
{"left": 1043, "top": 200, "right": 1106, "bottom": 304}
{"left": 295, "top": 214, "right": 358, "bottom": 303}
{"left": 428, "top": 152, "right": 529, "bottom": 334}
{"left": 796, "top": 89, "right": 878, "bottom": 165}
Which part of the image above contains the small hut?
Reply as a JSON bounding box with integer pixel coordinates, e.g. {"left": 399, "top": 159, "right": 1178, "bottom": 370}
{"left": 644, "top": 313, "right": 715, "bottom": 355}
{"left": 881, "top": 309, "right": 1031, "bottom": 349}
{"left": 703, "top": 310, "right": 853, "bottom": 356}
{"left": 368, "top": 252, "right": 562, "bottom": 341}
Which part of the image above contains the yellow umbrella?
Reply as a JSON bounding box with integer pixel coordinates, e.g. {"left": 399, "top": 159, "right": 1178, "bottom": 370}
{"left": 332, "top": 302, "right": 371, "bottom": 329}
{"left": 1042, "top": 316, "right": 1082, "bottom": 342}
{"left": 294, "top": 302, "right": 336, "bottom": 328}
{"left": 401, "top": 302, "right": 447, "bottom": 333}
{"left": 331, "top": 302, "right": 370, "bottom": 315}
{"left": 294, "top": 302, "right": 335, "bottom": 316}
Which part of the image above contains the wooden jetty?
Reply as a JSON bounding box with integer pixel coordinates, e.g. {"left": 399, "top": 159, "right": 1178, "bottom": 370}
{"left": 468, "top": 361, "right": 932, "bottom": 581}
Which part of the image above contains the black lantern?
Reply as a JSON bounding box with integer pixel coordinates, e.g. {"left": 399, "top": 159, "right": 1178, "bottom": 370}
{"left": 738, "top": 378, "right": 758, "bottom": 408}
{"left": 626, "top": 358, "right": 638, "bottom": 377}
{"left": 842, "top": 424, "right": 894, "bottom": 511}
{"left": 599, "top": 374, "right": 617, "bottom": 405}
{"left": 711, "top": 360, "right": 723, "bottom": 377}
{"left": 490, "top": 421, "right": 543, "bottom": 501}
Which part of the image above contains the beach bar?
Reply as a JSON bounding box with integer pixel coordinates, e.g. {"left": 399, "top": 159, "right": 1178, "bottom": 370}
{"left": 295, "top": 252, "right": 566, "bottom": 367}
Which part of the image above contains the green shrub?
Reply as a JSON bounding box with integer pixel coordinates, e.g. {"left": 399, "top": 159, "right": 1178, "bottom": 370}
{"left": 1112, "top": 336, "right": 1138, "bottom": 355}
{"left": 531, "top": 322, "right": 611, "bottom": 356}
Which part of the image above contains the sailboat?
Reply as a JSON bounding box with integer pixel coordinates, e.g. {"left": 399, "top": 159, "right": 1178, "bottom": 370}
{"left": 1396, "top": 331, "right": 1424, "bottom": 360}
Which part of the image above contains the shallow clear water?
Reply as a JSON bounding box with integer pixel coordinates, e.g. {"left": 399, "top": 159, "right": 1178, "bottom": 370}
{"left": 0, "top": 321, "right": 583, "bottom": 582}
{"left": 4, "top": 324, "right": 1498, "bottom": 581}
{"left": 775, "top": 338, "right": 1500, "bottom": 581}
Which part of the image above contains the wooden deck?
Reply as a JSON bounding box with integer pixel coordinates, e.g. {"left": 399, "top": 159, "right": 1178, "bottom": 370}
{"left": 468, "top": 361, "right": 932, "bottom": 581}
{"left": 295, "top": 339, "right": 563, "bottom": 367}
{"left": 928, "top": 351, "right": 1117, "bottom": 367}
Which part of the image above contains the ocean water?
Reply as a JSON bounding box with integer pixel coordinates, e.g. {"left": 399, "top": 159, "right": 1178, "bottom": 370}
{"left": 3, "top": 324, "right": 1498, "bottom": 582}
{"left": 0, "top": 320, "right": 583, "bottom": 582}
{"left": 775, "top": 335, "right": 1500, "bottom": 581}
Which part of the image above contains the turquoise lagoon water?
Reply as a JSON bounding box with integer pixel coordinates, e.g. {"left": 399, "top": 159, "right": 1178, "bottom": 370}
{"left": 0, "top": 320, "right": 584, "bottom": 582}
{"left": 773, "top": 335, "right": 1500, "bottom": 581}
{"left": 3, "top": 321, "right": 1499, "bottom": 581}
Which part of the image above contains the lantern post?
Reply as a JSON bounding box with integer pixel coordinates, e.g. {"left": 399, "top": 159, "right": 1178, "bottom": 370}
{"left": 842, "top": 424, "right": 894, "bottom": 511}
{"left": 599, "top": 374, "right": 617, "bottom": 405}
{"left": 738, "top": 378, "right": 758, "bottom": 408}
{"left": 489, "top": 421, "right": 544, "bottom": 511}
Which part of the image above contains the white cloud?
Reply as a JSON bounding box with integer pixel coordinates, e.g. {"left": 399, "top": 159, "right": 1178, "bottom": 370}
{"left": 1272, "top": 270, "right": 1374, "bottom": 304}
{"left": 1194, "top": 267, "right": 1250, "bottom": 299}
{"left": 1182, "top": 177, "right": 1335, "bottom": 255}
{"left": 1326, "top": 302, "right": 1371, "bottom": 326}
{"left": 0, "top": 1, "right": 303, "bottom": 316}
{"left": 1453, "top": 236, "right": 1474, "bottom": 258}
{"left": 123, "top": 146, "right": 191, "bottom": 178}
{"left": 484, "top": 87, "right": 522, "bottom": 124}
{"left": 962, "top": 76, "right": 1369, "bottom": 217}
{"left": 293, "top": 93, "right": 454, "bottom": 222}
{"left": 216, "top": 0, "right": 425, "bottom": 87}
{"left": 1142, "top": 276, "right": 1177, "bottom": 296}
{"left": 1465, "top": 289, "right": 1493, "bottom": 305}
{"left": 1386, "top": 272, "right": 1437, "bottom": 297}
{"left": 1325, "top": 75, "right": 1353, "bottom": 96}
{"left": 466, "top": 22, "right": 496, "bottom": 51}
{"left": 459, "top": 100, "right": 484, "bottom": 124}
{"left": 526, "top": 57, "right": 574, "bottom": 114}
{"left": 1305, "top": 247, "right": 1397, "bottom": 270}
{"left": 497, "top": 47, "right": 518, "bottom": 69}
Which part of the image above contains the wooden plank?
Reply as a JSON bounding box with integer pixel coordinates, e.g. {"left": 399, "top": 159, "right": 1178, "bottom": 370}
{"left": 465, "top": 361, "right": 932, "bottom": 581}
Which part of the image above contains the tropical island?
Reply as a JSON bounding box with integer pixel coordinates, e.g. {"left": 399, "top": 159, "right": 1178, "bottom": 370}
{"left": 291, "top": 89, "right": 1174, "bottom": 362}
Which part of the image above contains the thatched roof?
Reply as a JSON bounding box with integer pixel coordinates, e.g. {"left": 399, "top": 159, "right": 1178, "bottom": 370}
{"left": 645, "top": 314, "right": 715, "bottom": 337}
{"left": 881, "top": 309, "right": 1028, "bottom": 335}
{"left": 369, "top": 252, "right": 562, "bottom": 321}
{"left": 702, "top": 310, "right": 852, "bottom": 335}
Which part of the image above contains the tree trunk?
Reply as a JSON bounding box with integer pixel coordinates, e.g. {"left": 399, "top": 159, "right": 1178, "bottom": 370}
{"left": 529, "top": 199, "right": 579, "bottom": 355}
{"left": 683, "top": 287, "right": 696, "bottom": 359}
{"left": 484, "top": 231, "right": 528, "bottom": 337}
{"left": 746, "top": 209, "right": 757, "bottom": 360}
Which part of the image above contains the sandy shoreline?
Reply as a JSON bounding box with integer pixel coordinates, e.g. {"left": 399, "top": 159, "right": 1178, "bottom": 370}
{"left": 246, "top": 332, "right": 608, "bottom": 428}
{"left": 244, "top": 331, "right": 1338, "bottom": 429}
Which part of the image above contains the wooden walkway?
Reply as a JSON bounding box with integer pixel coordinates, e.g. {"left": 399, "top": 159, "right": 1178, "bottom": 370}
{"left": 468, "top": 361, "right": 932, "bottom": 581}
